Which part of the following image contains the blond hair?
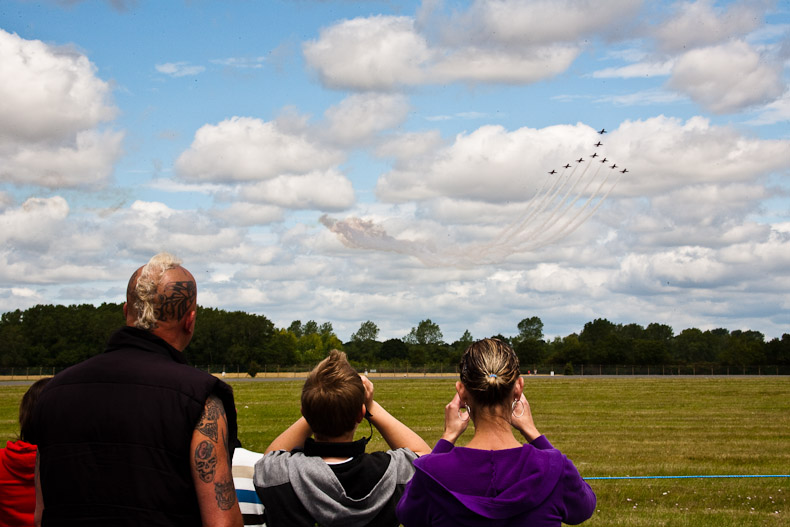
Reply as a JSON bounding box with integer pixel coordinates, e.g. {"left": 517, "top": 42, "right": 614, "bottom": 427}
{"left": 301, "top": 349, "right": 365, "bottom": 438}
{"left": 459, "top": 338, "right": 521, "bottom": 407}
{"left": 128, "top": 252, "right": 185, "bottom": 330}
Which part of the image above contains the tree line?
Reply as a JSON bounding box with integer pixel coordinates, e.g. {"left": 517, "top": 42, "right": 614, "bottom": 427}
{"left": 1, "top": 304, "right": 788, "bottom": 371}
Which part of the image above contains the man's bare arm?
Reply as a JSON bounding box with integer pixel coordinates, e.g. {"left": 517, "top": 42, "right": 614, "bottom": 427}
{"left": 264, "top": 416, "right": 312, "bottom": 454}
{"left": 190, "top": 395, "right": 243, "bottom": 527}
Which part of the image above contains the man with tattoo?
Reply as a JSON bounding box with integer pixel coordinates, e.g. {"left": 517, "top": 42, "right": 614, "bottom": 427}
{"left": 254, "top": 349, "right": 431, "bottom": 526}
{"left": 31, "top": 253, "right": 243, "bottom": 527}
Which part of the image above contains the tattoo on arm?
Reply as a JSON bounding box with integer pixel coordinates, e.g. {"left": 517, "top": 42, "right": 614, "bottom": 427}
{"left": 155, "top": 280, "right": 197, "bottom": 322}
{"left": 214, "top": 478, "right": 237, "bottom": 510}
{"left": 194, "top": 440, "right": 217, "bottom": 483}
{"left": 195, "top": 396, "right": 225, "bottom": 441}
{"left": 194, "top": 395, "right": 236, "bottom": 513}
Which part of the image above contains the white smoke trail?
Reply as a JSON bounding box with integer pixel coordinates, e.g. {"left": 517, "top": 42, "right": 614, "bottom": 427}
{"left": 321, "top": 145, "right": 626, "bottom": 267}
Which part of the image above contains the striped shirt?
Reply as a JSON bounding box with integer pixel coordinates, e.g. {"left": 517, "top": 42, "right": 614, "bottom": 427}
{"left": 233, "top": 447, "right": 266, "bottom": 526}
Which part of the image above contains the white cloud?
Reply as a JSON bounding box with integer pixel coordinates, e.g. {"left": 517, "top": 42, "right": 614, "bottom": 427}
{"left": 244, "top": 170, "right": 355, "bottom": 211}
{"left": 592, "top": 60, "right": 674, "bottom": 79}
{"left": 0, "top": 30, "right": 117, "bottom": 142}
{"left": 111, "top": 200, "right": 247, "bottom": 256}
{"left": 451, "top": 0, "right": 642, "bottom": 46}
{"left": 0, "top": 191, "right": 13, "bottom": 210}
{"left": 375, "top": 131, "right": 445, "bottom": 161}
{"left": 375, "top": 123, "right": 608, "bottom": 203}
{"left": 210, "top": 57, "right": 267, "bottom": 69}
{"left": 651, "top": 183, "right": 769, "bottom": 227}
{"left": 595, "top": 88, "right": 686, "bottom": 106}
{"left": 667, "top": 40, "right": 785, "bottom": 114}
{"left": 746, "top": 89, "right": 790, "bottom": 125}
{"left": 212, "top": 202, "right": 285, "bottom": 226}
{"left": 0, "top": 196, "right": 69, "bottom": 248}
{"left": 155, "top": 61, "right": 206, "bottom": 77}
{"left": 322, "top": 93, "right": 411, "bottom": 146}
{"left": 653, "top": 0, "right": 768, "bottom": 52}
{"left": 431, "top": 45, "right": 580, "bottom": 84}
{"left": 606, "top": 115, "right": 790, "bottom": 195}
{"left": 175, "top": 117, "right": 345, "bottom": 182}
{"left": 1, "top": 130, "right": 124, "bottom": 188}
{"left": 0, "top": 30, "right": 122, "bottom": 188}
{"left": 303, "top": 16, "right": 431, "bottom": 90}
{"left": 303, "top": 9, "right": 594, "bottom": 90}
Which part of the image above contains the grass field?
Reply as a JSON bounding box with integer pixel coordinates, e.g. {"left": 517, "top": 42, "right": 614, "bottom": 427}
{"left": 2, "top": 376, "right": 788, "bottom": 526}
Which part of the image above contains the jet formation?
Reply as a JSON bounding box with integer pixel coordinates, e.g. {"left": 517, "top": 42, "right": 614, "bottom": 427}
{"left": 547, "top": 131, "right": 627, "bottom": 177}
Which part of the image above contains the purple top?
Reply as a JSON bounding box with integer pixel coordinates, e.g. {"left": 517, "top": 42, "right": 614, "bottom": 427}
{"left": 396, "top": 436, "right": 596, "bottom": 526}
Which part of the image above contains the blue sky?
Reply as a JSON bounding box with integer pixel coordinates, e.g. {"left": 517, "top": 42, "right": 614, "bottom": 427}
{"left": 1, "top": 0, "right": 789, "bottom": 343}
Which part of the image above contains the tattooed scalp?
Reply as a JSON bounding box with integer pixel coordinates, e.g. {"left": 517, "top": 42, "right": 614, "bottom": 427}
{"left": 155, "top": 280, "right": 196, "bottom": 322}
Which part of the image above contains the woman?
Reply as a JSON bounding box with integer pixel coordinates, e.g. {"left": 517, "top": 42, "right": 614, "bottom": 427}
{"left": 0, "top": 378, "right": 51, "bottom": 527}
{"left": 397, "top": 339, "right": 595, "bottom": 526}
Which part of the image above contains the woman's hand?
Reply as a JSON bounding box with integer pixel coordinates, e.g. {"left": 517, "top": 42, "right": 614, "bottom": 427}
{"left": 441, "top": 392, "right": 469, "bottom": 444}
{"left": 510, "top": 394, "right": 541, "bottom": 443}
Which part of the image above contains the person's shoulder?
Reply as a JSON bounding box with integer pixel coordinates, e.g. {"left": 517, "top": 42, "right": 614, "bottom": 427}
{"left": 261, "top": 448, "right": 300, "bottom": 467}
{"left": 385, "top": 447, "right": 419, "bottom": 462}
{"left": 255, "top": 450, "right": 308, "bottom": 488}
{"left": 233, "top": 447, "right": 264, "bottom": 466}
{"left": 379, "top": 448, "right": 418, "bottom": 480}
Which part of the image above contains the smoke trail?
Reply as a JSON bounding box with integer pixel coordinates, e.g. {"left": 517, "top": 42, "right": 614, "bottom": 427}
{"left": 321, "top": 143, "right": 626, "bottom": 267}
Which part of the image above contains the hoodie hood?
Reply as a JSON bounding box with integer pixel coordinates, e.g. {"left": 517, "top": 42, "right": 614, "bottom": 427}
{"left": 412, "top": 442, "right": 564, "bottom": 519}
{"left": 256, "top": 449, "right": 416, "bottom": 527}
{"left": 2, "top": 440, "right": 37, "bottom": 482}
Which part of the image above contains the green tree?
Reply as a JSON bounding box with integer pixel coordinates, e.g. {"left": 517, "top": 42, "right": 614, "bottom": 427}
{"left": 405, "top": 319, "right": 443, "bottom": 345}
{"left": 380, "top": 338, "right": 408, "bottom": 361}
{"left": 514, "top": 317, "right": 546, "bottom": 365}
{"left": 297, "top": 333, "right": 324, "bottom": 364}
{"left": 719, "top": 330, "right": 765, "bottom": 367}
{"left": 303, "top": 320, "right": 319, "bottom": 335}
{"left": 451, "top": 330, "right": 474, "bottom": 355}
{"left": 267, "top": 329, "right": 298, "bottom": 365}
{"left": 765, "top": 334, "right": 790, "bottom": 365}
{"left": 351, "top": 321, "right": 380, "bottom": 342}
{"left": 516, "top": 316, "right": 544, "bottom": 341}
{"left": 547, "top": 334, "right": 587, "bottom": 364}
{"left": 672, "top": 328, "right": 716, "bottom": 364}
{"left": 349, "top": 321, "right": 381, "bottom": 364}
{"left": 287, "top": 320, "right": 303, "bottom": 338}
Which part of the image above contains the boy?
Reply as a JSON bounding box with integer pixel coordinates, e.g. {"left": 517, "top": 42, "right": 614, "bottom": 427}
{"left": 254, "top": 350, "right": 429, "bottom": 526}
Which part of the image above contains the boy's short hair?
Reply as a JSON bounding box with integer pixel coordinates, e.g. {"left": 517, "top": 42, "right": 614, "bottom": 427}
{"left": 301, "top": 349, "right": 365, "bottom": 438}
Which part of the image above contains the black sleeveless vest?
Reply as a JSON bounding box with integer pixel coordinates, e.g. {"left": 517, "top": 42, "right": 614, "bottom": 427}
{"left": 32, "top": 326, "right": 237, "bottom": 526}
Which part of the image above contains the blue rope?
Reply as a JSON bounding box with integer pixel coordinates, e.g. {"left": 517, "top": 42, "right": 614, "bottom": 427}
{"left": 585, "top": 474, "right": 790, "bottom": 481}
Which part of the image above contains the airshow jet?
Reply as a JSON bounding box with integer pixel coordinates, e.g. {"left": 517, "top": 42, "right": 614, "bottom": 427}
{"left": 576, "top": 157, "right": 584, "bottom": 163}
{"left": 600, "top": 158, "right": 608, "bottom": 163}
{"left": 594, "top": 141, "right": 603, "bottom": 147}
{"left": 563, "top": 164, "right": 572, "bottom": 169}
{"left": 598, "top": 128, "right": 607, "bottom": 134}
{"left": 620, "top": 168, "right": 628, "bottom": 173}
{"left": 548, "top": 170, "right": 557, "bottom": 174}
{"left": 591, "top": 152, "right": 599, "bottom": 158}
{"left": 610, "top": 163, "right": 617, "bottom": 169}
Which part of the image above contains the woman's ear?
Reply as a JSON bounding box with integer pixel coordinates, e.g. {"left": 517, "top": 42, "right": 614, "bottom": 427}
{"left": 513, "top": 376, "right": 524, "bottom": 400}
{"left": 455, "top": 381, "right": 467, "bottom": 402}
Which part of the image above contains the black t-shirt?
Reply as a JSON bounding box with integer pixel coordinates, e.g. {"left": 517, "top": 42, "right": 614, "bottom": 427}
{"left": 329, "top": 452, "right": 392, "bottom": 499}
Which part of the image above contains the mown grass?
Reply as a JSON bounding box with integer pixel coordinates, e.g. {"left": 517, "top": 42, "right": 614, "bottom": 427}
{"left": 3, "top": 377, "right": 788, "bottom": 526}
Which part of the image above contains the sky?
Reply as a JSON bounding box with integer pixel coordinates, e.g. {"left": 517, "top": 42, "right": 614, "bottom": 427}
{"left": 1, "top": 0, "right": 789, "bottom": 344}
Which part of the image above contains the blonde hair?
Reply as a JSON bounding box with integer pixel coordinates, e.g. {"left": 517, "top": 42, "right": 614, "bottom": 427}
{"left": 301, "top": 349, "right": 365, "bottom": 438}
{"left": 459, "top": 338, "right": 521, "bottom": 407}
{"left": 128, "top": 252, "right": 185, "bottom": 330}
